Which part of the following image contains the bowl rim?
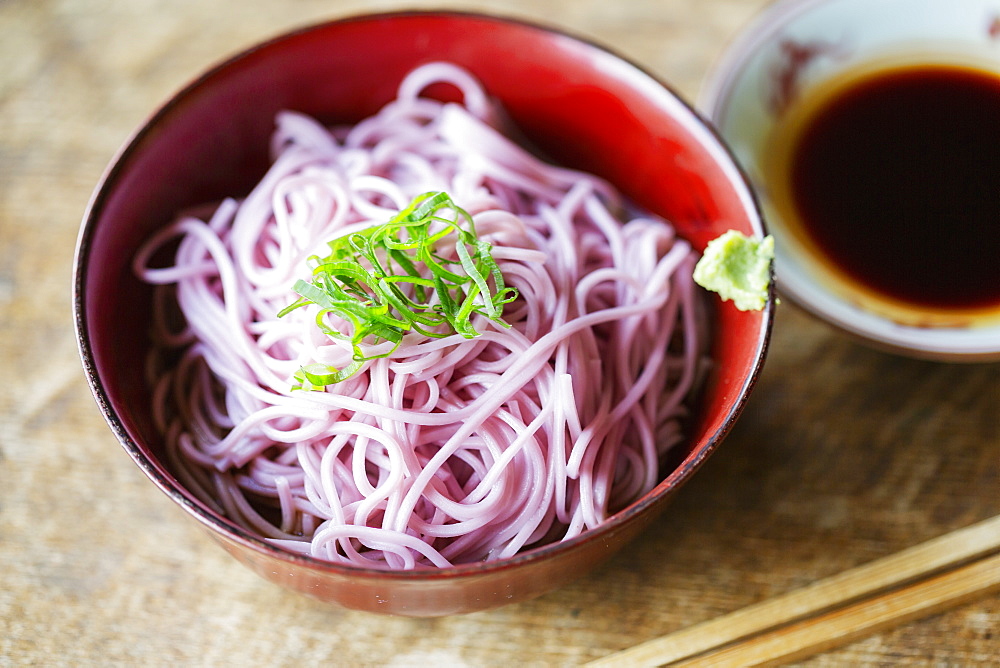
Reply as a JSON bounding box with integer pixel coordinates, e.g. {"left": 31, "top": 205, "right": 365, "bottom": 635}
{"left": 698, "top": 0, "right": 835, "bottom": 124}
{"left": 73, "top": 8, "right": 774, "bottom": 580}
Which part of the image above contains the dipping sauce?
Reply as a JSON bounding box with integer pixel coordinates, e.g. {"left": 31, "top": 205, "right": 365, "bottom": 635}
{"left": 767, "top": 62, "right": 1000, "bottom": 323}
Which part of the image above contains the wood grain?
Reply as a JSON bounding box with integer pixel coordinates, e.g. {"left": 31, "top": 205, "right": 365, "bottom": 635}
{"left": 1, "top": 0, "right": 998, "bottom": 666}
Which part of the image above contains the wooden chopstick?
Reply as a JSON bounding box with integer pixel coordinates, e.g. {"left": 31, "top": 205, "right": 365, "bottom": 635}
{"left": 670, "top": 552, "right": 1000, "bottom": 667}
{"left": 586, "top": 514, "right": 1000, "bottom": 667}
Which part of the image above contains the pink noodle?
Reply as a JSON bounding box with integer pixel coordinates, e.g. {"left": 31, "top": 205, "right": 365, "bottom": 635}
{"left": 134, "top": 62, "right": 709, "bottom": 569}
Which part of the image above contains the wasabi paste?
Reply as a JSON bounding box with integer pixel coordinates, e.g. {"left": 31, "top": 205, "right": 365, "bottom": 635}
{"left": 693, "top": 231, "right": 774, "bottom": 311}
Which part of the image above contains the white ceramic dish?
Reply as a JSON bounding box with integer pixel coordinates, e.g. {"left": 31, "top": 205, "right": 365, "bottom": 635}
{"left": 700, "top": 0, "right": 1000, "bottom": 361}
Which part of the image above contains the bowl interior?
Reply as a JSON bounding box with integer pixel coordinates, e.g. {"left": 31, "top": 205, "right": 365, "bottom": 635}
{"left": 75, "top": 11, "right": 770, "bottom": 613}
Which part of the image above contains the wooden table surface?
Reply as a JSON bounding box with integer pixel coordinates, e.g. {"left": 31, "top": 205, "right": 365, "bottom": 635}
{"left": 2, "top": 0, "right": 997, "bottom": 665}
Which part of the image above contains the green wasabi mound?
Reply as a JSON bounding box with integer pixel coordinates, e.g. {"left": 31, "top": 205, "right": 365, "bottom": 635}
{"left": 693, "top": 230, "right": 774, "bottom": 311}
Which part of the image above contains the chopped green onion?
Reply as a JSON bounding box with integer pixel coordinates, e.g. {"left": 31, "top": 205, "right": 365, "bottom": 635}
{"left": 279, "top": 191, "right": 518, "bottom": 387}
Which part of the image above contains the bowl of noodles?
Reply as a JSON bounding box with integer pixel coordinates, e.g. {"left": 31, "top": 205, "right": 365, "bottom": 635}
{"left": 74, "top": 11, "right": 772, "bottom": 616}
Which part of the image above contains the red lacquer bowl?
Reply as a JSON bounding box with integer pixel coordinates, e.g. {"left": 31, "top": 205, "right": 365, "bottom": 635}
{"left": 73, "top": 11, "right": 772, "bottom": 616}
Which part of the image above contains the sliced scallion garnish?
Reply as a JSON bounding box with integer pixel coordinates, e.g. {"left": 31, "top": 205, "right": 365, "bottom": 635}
{"left": 278, "top": 191, "right": 517, "bottom": 387}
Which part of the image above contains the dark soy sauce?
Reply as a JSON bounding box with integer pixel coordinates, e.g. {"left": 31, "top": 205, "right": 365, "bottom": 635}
{"left": 787, "top": 64, "right": 1000, "bottom": 311}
